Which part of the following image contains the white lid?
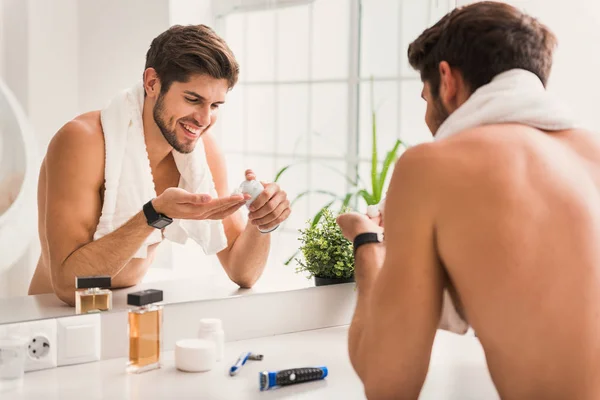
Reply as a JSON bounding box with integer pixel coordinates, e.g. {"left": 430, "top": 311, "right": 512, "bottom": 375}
{"left": 199, "top": 318, "right": 222, "bottom": 331}
{"left": 175, "top": 339, "right": 216, "bottom": 372}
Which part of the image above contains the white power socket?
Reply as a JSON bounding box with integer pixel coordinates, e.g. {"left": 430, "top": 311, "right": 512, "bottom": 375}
{"left": 0, "top": 319, "right": 57, "bottom": 372}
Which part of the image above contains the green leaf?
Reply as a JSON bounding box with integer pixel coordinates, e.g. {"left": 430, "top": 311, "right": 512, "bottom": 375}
{"left": 274, "top": 164, "right": 293, "bottom": 183}
{"left": 376, "top": 139, "right": 403, "bottom": 203}
{"left": 290, "top": 190, "right": 341, "bottom": 208}
{"left": 312, "top": 200, "right": 336, "bottom": 227}
{"left": 284, "top": 249, "right": 299, "bottom": 266}
{"left": 370, "top": 77, "right": 380, "bottom": 202}
{"left": 357, "top": 189, "right": 375, "bottom": 205}
{"left": 341, "top": 192, "right": 354, "bottom": 211}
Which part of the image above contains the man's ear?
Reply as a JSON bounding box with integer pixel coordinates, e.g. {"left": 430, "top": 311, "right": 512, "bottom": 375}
{"left": 143, "top": 68, "right": 161, "bottom": 99}
{"left": 438, "top": 61, "right": 457, "bottom": 106}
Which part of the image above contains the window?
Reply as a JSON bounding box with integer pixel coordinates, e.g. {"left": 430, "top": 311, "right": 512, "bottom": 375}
{"left": 211, "top": 0, "right": 455, "bottom": 266}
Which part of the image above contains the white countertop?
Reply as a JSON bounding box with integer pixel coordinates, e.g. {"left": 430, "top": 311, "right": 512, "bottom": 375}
{"left": 6, "top": 326, "right": 499, "bottom": 400}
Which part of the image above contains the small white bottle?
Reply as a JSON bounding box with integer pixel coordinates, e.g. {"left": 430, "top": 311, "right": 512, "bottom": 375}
{"left": 198, "top": 318, "right": 224, "bottom": 362}
{"left": 237, "top": 179, "right": 279, "bottom": 233}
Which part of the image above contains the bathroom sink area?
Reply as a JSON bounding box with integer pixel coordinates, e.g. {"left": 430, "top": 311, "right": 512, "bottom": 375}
{"left": 13, "top": 326, "right": 498, "bottom": 399}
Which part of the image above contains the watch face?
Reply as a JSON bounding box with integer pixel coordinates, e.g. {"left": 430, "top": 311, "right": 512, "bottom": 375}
{"left": 152, "top": 217, "right": 172, "bottom": 229}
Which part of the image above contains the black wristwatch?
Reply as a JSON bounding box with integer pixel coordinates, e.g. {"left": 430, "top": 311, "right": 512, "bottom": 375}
{"left": 143, "top": 200, "right": 173, "bottom": 229}
{"left": 353, "top": 232, "right": 383, "bottom": 255}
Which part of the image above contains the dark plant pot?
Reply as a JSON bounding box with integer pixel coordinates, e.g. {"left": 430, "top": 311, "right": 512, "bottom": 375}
{"left": 314, "top": 276, "right": 355, "bottom": 286}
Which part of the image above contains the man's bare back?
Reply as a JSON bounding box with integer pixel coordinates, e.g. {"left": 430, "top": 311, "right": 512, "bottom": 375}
{"left": 29, "top": 111, "right": 163, "bottom": 296}
{"left": 438, "top": 124, "right": 600, "bottom": 399}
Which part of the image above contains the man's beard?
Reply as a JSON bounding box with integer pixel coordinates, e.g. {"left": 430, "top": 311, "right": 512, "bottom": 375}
{"left": 153, "top": 92, "right": 195, "bottom": 154}
{"left": 431, "top": 95, "right": 450, "bottom": 135}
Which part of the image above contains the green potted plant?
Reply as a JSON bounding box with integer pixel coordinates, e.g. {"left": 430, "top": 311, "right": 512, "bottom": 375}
{"left": 295, "top": 208, "right": 355, "bottom": 286}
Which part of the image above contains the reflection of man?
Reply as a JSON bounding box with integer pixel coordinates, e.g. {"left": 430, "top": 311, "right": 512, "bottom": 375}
{"left": 338, "top": 2, "right": 600, "bottom": 399}
{"left": 29, "top": 25, "right": 291, "bottom": 305}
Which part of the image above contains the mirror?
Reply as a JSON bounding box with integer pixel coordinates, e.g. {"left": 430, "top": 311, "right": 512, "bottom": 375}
{"left": 0, "top": 0, "right": 448, "bottom": 325}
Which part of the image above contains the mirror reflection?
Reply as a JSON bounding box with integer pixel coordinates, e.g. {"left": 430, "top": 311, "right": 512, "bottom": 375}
{"left": 0, "top": 0, "right": 448, "bottom": 324}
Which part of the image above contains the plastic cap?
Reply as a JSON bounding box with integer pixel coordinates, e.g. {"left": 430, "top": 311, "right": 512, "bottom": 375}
{"left": 199, "top": 318, "right": 222, "bottom": 331}
{"left": 175, "top": 339, "right": 216, "bottom": 372}
{"left": 76, "top": 275, "right": 111, "bottom": 289}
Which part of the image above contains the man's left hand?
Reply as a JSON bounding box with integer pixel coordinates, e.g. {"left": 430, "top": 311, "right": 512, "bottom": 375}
{"left": 246, "top": 170, "right": 291, "bottom": 232}
{"left": 336, "top": 212, "right": 383, "bottom": 242}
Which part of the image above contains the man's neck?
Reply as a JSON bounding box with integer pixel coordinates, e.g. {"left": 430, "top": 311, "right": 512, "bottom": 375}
{"left": 142, "top": 97, "right": 173, "bottom": 168}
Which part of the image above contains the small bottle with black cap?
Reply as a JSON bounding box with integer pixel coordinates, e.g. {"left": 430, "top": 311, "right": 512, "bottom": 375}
{"left": 75, "top": 276, "right": 112, "bottom": 314}
{"left": 127, "top": 289, "right": 164, "bottom": 374}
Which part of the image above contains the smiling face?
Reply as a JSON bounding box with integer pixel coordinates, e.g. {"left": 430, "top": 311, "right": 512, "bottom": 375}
{"left": 152, "top": 74, "right": 229, "bottom": 154}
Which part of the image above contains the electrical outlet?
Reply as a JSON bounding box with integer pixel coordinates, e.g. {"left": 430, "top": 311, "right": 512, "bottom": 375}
{"left": 0, "top": 319, "right": 57, "bottom": 372}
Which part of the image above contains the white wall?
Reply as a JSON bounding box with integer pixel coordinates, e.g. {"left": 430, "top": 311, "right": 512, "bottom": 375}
{"left": 455, "top": 0, "right": 600, "bottom": 131}
{"left": 77, "top": 0, "right": 170, "bottom": 112}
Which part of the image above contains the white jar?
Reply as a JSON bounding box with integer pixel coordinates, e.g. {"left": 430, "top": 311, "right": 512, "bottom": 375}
{"left": 197, "top": 319, "right": 224, "bottom": 362}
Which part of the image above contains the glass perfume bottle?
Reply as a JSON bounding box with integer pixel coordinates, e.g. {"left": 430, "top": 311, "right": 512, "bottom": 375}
{"left": 75, "top": 276, "right": 112, "bottom": 314}
{"left": 127, "top": 289, "right": 163, "bottom": 374}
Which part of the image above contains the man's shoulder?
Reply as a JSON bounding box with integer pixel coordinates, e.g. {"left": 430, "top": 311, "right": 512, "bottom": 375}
{"left": 46, "top": 111, "right": 105, "bottom": 178}
{"left": 48, "top": 111, "right": 104, "bottom": 155}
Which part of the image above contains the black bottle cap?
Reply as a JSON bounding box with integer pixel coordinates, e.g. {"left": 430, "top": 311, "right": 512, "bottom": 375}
{"left": 127, "top": 289, "right": 163, "bottom": 306}
{"left": 75, "top": 276, "right": 111, "bottom": 289}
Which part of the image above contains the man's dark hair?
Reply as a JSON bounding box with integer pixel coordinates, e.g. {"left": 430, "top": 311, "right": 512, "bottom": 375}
{"left": 408, "top": 1, "right": 557, "bottom": 96}
{"left": 145, "top": 24, "right": 239, "bottom": 93}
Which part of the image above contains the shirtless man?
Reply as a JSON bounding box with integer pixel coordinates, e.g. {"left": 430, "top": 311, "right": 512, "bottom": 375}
{"left": 29, "top": 25, "right": 291, "bottom": 306}
{"left": 337, "top": 2, "right": 600, "bottom": 399}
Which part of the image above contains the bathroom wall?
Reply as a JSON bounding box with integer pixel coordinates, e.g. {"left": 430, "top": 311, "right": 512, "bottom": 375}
{"left": 0, "top": 0, "right": 204, "bottom": 298}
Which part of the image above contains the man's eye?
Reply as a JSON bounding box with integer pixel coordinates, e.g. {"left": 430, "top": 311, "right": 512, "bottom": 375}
{"left": 211, "top": 104, "right": 220, "bottom": 110}
{"left": 185, "top": 97, "right": 198, "bottom": 103}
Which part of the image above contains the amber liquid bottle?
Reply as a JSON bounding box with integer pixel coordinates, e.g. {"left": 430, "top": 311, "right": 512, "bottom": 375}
{"left": 75, "top": 276, "right": 112, "bottom": 314}
{"left": 127, "top": 289, "right": 163, "bottom": 374}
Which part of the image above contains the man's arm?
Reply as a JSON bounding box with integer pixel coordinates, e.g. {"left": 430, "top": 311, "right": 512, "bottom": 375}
{"left": 203, "top": 132, "right": 287, "bottom": 287}
{"left": 45, "top": 121, "right": 247, "bottom": 305}
{"left": 341, "top": 145, "right": 445, "bottom": 400}
{"left": 44, "top": 120, "right": 156, "bottom": 305}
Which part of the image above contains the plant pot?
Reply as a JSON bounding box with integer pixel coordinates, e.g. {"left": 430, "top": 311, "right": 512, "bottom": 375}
{"left": 314, "top": 276, "right": 355, "bottom": 286}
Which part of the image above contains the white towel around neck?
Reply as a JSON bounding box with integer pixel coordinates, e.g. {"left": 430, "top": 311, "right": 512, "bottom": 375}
{"left": 379, "top": 69, "right": 579, "bottom": 334}
{"left": 435, "top": 68, "right": 578, "bottom": 139}
{"left": 94, "top": 83, "right": 228, "bottom": 259}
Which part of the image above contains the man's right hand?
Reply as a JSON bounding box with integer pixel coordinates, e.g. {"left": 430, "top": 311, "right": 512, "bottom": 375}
{"left": 152, "top": 187, "right": 250, "bottom": 221}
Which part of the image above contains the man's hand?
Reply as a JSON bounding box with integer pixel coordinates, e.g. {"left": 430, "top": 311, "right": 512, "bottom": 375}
{"left": 246, "top": 169, "right": 291, "bottom": 232}
{"left": 152, "top": 187, "right": 250, "bottom": 221}
{"left": 336, "top": 212, "right": 383, "bottom": 242}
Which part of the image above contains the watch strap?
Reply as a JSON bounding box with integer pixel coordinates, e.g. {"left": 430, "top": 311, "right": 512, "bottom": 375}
{"left": 353, "top": 232, "right": 382, "bottom": 255}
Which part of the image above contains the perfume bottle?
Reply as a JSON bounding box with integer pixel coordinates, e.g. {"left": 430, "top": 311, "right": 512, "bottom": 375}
{"left": 75, "top": 276, "right": 112, "bottom": 314}
{"left": 127, "top": 289, "right": 163, "bottom": 374}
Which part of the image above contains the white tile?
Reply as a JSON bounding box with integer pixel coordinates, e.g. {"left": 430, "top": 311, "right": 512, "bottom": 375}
{"left": 276, "top": 84, "right": 310, "bottom": 156}
{"left": 244, "top": 155, "right": 276, "bottom": 184}
{"left": 358, "top": 80, "right": 400, "bottom": 159}
{"left": 224, "top": 152, "right": 246, "bottom": 193}
{"left": 274, "top": 157, "right": 310, "bottom": 232}
{"left": 400, "top": 80, "right": 434, "bottom": 146}
{"left": 276, "top": 5, "right": 310, "bottom": 81}
{"left": 400, "top": 0, "right": 431, "bottom": 77}
{"left": 310, "top": 83, "right": 348, "bottom": 157}
{"left": 219, "top": 85, "right": 245, "bottom": 152}
{"left": 246, "top": 10, "right": 276, "bottom": 82}
{"left": 308, "top": 160, "right": 349, "bottom": 217}
{"left": 311, "top": 0, "right": 350, "bottom": 80}
{"left": 246, "top": 85, "right": 276, "bottom": 154}
{"left": 360, "top": 0, "right": 400, "bottom": 78}
{"left": 222, "top": 13, "right": 247, "bottom": 82}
